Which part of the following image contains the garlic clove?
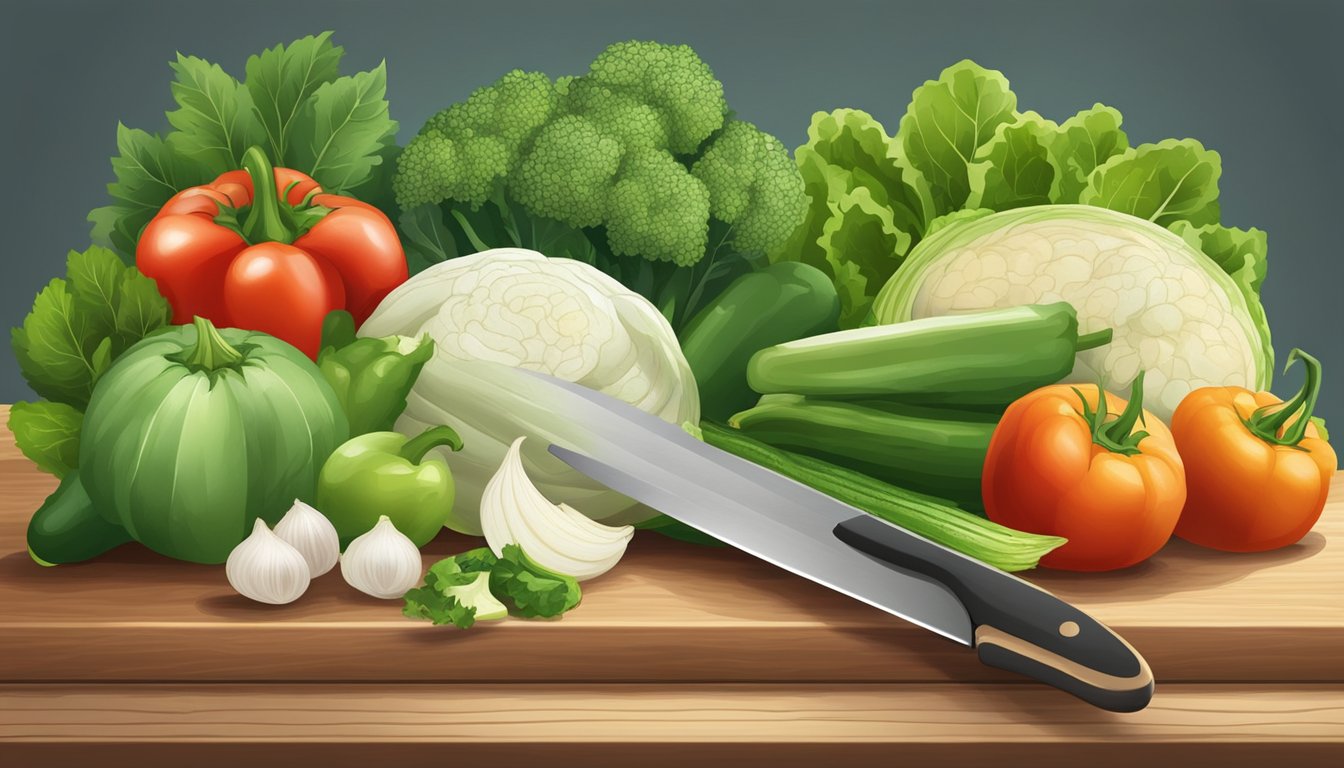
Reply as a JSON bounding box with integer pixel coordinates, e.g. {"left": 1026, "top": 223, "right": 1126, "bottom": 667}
{"left": 226, "top": 518, "right": 311, "bottom": 605}
{"left": 274, "top": 499, "right": 341, "bottom": 577}
{"left": 481, "top": 437, "right": 633, "bottom": 582}
{"left": 340, "top": 515, "right": 424, "bottom": 599}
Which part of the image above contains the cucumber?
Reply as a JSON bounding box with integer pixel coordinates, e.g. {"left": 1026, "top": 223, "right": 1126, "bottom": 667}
{"left": 747, "top": 302, "right": 1111, "bottom": 411}
{"left": 680, "top": 262, "right": 839, "bottom": 422}
{"left": 27, "top": 470, "right": 131, "bottom": 565}
{"left": 728, "top": 395, "right": 997, "bottom": 511}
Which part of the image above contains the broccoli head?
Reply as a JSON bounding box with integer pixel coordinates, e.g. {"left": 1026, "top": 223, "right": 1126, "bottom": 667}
{"left": 393, "top": 40, "right": 808, "bottom": 329}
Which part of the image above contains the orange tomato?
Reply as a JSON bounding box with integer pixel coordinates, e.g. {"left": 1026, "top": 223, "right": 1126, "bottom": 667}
{"left": 1170, "top": 350, "right": 1335, "bottom": 552}
{"left": 982, "top": 373, "right": 1186, "bottom": 571}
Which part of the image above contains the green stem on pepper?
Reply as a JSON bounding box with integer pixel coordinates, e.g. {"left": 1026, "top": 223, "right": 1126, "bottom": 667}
{"left": 1074, "top": 371, "right": 1149, "bottom": 456}
{"left": 240, "top": 146, "right": 295, "bottom": 245}
{"left": 399, "top": 425, "right": 464, "bottom": 464}
{"left": 1246, "top": 348, "right": 1323, "bottom": 448}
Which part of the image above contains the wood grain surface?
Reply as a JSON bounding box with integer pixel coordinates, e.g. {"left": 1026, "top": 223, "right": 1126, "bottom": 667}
{"left": 2, "top": 404, "right": 1342, "bottom": 762}
{"left": 2, "top": 683, "right": 1341, "bottom": 767}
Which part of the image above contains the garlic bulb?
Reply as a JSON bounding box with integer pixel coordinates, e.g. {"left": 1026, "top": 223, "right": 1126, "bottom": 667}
{"left": 226, "top": 519, "right": 311, "bottom": 604}
{"left": 481, "top": 437, "right": 633, "bottom": 581}
{"left": 340, "top": 515, "right": 424, "bottom": 599}
{"left": 274, "top": 499, "right": 340, "bottom": 577}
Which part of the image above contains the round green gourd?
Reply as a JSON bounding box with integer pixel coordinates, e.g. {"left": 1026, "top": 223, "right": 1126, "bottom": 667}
{"left": 28, "top": 317, "right": 349, "bottom": 565}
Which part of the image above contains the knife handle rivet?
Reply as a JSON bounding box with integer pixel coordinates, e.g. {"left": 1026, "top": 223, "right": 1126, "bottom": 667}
{"left": 1059, "top": 621, "right": 1080, "bottom": 638}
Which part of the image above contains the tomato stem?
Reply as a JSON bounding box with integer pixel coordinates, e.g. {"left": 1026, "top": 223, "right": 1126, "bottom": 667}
{"left": 399, "top": 425, "right": 464, "bottom": 464}
{"left": 1076, "top": 372, "right": 1149, "bottom": 456}
{"left": 182, "top": 316, "right": 244, "bottom": 371}
{"left": 239, "top": 146, "right": 295, "bottom": 245}
{"left": 1246, "top": 348, "right": 1322, "bottom": 447}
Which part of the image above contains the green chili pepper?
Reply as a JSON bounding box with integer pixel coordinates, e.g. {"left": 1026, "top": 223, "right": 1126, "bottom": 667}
{"left": 317, "top": 426, "right": 464, "bottom": 549}
{"left": 318, "top": 310, "right": 435, "bottom": 436}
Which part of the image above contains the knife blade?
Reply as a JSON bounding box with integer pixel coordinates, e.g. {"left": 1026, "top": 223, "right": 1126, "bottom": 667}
{"left": 495, "top": 365, "right": 1153, "bottom": 711}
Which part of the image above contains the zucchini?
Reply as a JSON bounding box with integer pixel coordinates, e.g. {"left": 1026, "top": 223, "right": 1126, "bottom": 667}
{"left": 27, "top": 470, "right": 131, "bottom": 565}
{"left": 728, "top": 395, "right": 996, "bottom": 511}
{"left": 701, "top": 423, "right": 1063, "bottom": 572}
{"left": 747, "top": 302, "right": 1111, "bottom": 411}
{"left": 680, "top": 262, "right": 839, "bottom": 422}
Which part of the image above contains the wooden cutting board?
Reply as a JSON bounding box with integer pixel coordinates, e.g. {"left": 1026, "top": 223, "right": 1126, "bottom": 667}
{"left": 1, "top": 404, "right": 1340, "bottom": 764}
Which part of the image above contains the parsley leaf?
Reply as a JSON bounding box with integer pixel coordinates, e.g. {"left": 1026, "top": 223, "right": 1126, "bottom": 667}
{"left": 287, "top": 61, "right": 398, "bottom": 193}
{"left": 12, "top": 246, "right": 172, "bottom": 410}
{"left": 244, "top": 32, "right": 344, "bottom": 165}
{"left": 165, "top": 53, "right": 266, "bottom": 175}
{"left": 489, "top": 544, "right": 582, "bottom": 619}
{"left": 7, "top": 401, "right": 83, "bottom": 478}
{"left": 402, "top": 584, "right": 478, "bottom": 629}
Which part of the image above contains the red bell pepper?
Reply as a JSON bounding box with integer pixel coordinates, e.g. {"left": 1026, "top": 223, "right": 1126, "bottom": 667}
{"left": 137, "top": 146, "right": 407, "bottom": 359}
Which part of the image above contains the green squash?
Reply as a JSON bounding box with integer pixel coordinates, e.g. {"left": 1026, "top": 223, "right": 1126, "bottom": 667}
{"left": 27, "top": 317, "right": 349, "bottom": 565}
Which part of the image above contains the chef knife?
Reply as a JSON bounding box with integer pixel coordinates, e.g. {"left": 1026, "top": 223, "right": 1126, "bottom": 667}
{"left": 496, "top": 366, "right": 1154, "bottom": 711}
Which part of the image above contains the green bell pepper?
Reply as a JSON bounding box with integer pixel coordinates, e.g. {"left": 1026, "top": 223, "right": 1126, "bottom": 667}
{"left": 318, "top": 310, "right": 435, "bottom": 436}
{"left": 317, "top": 425, "right": 464, "bottom": 549}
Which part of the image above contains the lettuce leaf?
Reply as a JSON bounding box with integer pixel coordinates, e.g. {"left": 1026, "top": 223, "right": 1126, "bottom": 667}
{"left": 7, "top": 401, "right": 83, "bottom": 479}
{"left": 1048, "top": 104, "right": 1128, "bottom": 203}
{"left": 966, "top": 112, "right": 1060, "bottom": 212}
{"left": 1081, "top": 138, "right": 1222, "bottom": 227}
{"left": 899, "top": 60, "right": 1017, "bottom": 215}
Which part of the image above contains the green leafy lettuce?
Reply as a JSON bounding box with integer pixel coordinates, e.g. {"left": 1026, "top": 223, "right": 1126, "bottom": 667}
{"left": 88, "top": 32, "right": 398, "bottom": 261}
{"left": 773, "top": 59, "right": 1267, "bottom": 334}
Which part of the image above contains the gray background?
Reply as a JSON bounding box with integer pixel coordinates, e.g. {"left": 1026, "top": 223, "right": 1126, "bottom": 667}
{"left": 4, "top": 0, "right": 1342, "bottom": 426}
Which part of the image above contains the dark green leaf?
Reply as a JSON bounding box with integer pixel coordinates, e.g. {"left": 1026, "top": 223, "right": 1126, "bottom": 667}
{"left": 244, "top": 32, "right": 344, "bottom": 165}
{"left": 89, "top": 125, "right": 211, "bottom": 260}
{"left": 8, "top": 401, "right": 83, "bottom": 478}
{"left": 399, "top": 204, "right": 459, "bottom": 271}
{"left": 488, "top": 544, "right": 581, "bottom": 618}
{"left": 113, "top": 269, "right": 173, "bottom": 348}
{"left": 402, "top": 585, "right": 477, "bottom": 628}
{"left": 287, "top": 62, "right": 398, "bottom": 192}
{"left": 165, "top": 54, "right": 267, "bottom": 174}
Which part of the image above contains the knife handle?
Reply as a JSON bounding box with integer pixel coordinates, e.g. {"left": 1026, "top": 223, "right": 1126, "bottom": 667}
{"left": 834, "top": 514, "right": 1153, "bottom": 712}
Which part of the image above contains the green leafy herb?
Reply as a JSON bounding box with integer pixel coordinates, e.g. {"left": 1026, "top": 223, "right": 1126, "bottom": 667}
{"left": 12, "top": 246, "right": 172, "bottom": 410}
{"left": 165, "top": 54, "right": 266, "bottom": 173}
{"left": 89, "top": 33, "right": 398, "bottom": 260}
{"left": 403, "top": 549, "right": 512, "bottom": 629}
{"left": 402, "top": 583, "right": 479, "bottom": 629}
{"left": 489, "top": 544, "right": 582, "bottom": 619}
{"left": 7, "top": 401, "right": 83, "bottom": 479}
{"left": 244, "top": 32, "right": 344, "bottom": 163}
{"left": 288, "top": 62, "right": 398, "bottom": 194}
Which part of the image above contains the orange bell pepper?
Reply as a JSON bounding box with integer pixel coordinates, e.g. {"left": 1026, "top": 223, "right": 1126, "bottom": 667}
{"left": 1170, "top": 349, "right": 1335, "bottom": 552}
{"left": 136, "top": 146, "right": 407, "bottom": 359}
{"left": 981, "top": 373, "right": 1187, "bottom": 572}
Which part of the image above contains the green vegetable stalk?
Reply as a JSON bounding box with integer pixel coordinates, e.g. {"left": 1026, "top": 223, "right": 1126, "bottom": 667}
{"left": 729, "top": 395, "right": 997, "bottom": 512}
{"left": 702, "top": 423, "right": 1063, "bottom": 572}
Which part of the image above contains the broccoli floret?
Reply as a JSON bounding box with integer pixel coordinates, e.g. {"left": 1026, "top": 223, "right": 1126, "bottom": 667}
{"left": 510, "top": 115, "right": 623, "bottom": 228}
{"left": 692, "top": 120, "right": 809, "bottom": 256}
{"left": 563, "top": 79, "right": 670, "bottom": 152}
{"left": 607, "top": 150, "right": 711, "bottom": 266}
{"left": 400, "top": 70, "right": 558, "bottom": 207}
{"left": 584, "top": 41, "right": 726, "bottom": 155}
